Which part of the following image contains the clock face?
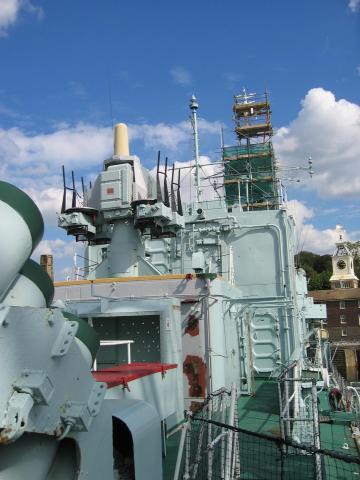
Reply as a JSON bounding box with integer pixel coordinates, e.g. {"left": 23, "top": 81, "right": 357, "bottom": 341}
{"left": 337, "top": 260, "right": 346, "bottom": 270}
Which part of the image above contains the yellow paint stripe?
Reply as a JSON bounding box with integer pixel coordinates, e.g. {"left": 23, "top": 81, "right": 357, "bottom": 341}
{"left": 54, "top": 274, "right": 194, "bottom": 287}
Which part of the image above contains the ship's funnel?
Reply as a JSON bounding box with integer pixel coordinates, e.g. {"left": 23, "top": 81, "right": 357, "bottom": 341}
{"left": 114, "top": 123, "right": 129, "bottom": 156}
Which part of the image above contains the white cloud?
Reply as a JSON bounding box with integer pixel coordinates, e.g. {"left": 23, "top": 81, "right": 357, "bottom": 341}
{"left": 25, "top": 187, "right": 63, "bottom": 225}
{"left": 0, "top": 0, "right": 43, "bottom": 36}
{"left": 32, "top": 238, "right": 78, "bottom": 280}
{"left": 287, "top": 199, "right": 314, "bottom": 226}
{"left": 150, "top": 155, "right": 223, "bottom": 204}
{"left": 130, "top": 122, "right": 189, "bottom": 151}
{"left": 0, "top": 118, "right": 221, "bottom": 180}
{"left": 287, "top": 199, "right": 352, "bottom": 254}
{"left": 170, "top": 66, "right": 192, "bottom": 86}
{"left": 0, "top": 123, "right": 113, "bottom": 170}
{"left": 130, "top": 118, "right": 221, "bottom": 151}
{"left": 274, "top": 88, "right": 360, "bottom": 199}
{"left": 349, "top": 0, "right": 360, "bottom": 11}
{"left": 0, "top": 0, "right": 21, "bottom": 35}
{"left": 33, "top": 238, "right": 76, "bottom": 259}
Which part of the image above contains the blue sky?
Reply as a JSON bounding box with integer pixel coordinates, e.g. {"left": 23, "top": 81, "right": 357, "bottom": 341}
{"left": 0, "top": 0, "right": 359, "bottom": 278}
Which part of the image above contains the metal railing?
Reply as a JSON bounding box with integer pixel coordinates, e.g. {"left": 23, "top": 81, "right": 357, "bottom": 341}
{"left": 174, "top": 385, "right": 240, "bottom": 480}
{"left": 92, "top": 340, "right": 134, "bottom": 371}
{"left": 182, "top": 416, "right": 360, "bottom": 480}
{"left": 176, "top": 386, "right": 360, "bottom": 480}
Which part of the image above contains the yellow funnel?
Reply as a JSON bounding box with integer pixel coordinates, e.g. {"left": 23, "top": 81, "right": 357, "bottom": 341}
{"left": 114, "top": 123, "right": 129, "bottom": 156}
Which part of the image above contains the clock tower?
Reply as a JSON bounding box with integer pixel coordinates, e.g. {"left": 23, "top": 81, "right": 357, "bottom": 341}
{"left": 330, "top": 227, "right": 358, "bottom": 289}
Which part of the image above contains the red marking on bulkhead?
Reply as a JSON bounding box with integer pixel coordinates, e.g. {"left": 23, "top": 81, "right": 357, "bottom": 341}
{"left": 184, "top": 314, "right": 200, "bottom": 336}
{"left": 183, "top": 355, "right": 206, "bottom": 398}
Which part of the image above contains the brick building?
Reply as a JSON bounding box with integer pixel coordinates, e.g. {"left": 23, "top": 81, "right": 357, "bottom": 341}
{"left": 309, "top": 233, "right": 359, "bottom": 381}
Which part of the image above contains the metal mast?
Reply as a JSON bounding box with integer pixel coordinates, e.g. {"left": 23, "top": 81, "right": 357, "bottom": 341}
{"left": 190, "top": 94, "right": 202, "bottom": 203}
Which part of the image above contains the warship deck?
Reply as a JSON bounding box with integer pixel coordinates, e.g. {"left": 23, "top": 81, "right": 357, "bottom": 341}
{"left": 163, "top": 378, "right": 360, "bottom": 479}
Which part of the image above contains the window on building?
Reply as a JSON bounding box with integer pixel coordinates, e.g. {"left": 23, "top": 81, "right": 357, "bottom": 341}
{"left": 358, "top": 299, "right": 360, "bottom": 309}
{"left": 341, "top": 328, "right": 347, "bottom": 337}
{"left": 358, "top": 314, "right": 360, "bottom": 326}
{"left": 340, "top": 315, "right": 346, "bottom": 324}
{"left": 339, "top": 300, "right": 345, "bottom": 310}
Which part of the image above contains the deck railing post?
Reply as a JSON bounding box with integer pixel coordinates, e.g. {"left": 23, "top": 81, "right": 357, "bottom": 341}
{"left": 277, "top": 381, "right": 286, "bottom": 455}
{"left": 311, "top": 381, "right": 322, "bottom": 480}
{"left": 220, "top": 393, "right": 226, "bottom": 479}
{"left": 225, "top": 383, "right": 237, "bottom": 480}
{"left": 284, "top": 372, "right": 291, "bottom": 439}
{"left": 173, "top": 420, "right": 189, "bottom": 480}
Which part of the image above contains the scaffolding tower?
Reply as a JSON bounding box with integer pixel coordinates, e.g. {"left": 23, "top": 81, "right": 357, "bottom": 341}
{"left": 223, "top": 90, "right": 280, "bottom": 210}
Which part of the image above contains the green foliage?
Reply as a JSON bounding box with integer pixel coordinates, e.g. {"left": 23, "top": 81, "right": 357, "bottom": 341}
{"left": 345, "top": 241, "right": 360, "bottom": 279}
{"left": 344, "top": 241, "right": 360, "bottom": 258}
{"left": 296, "top": 251, "right": 332, "bottom": 291}
{"left": 297, "top": 246, "right": 360, "bottom": 290}
{"left": 355, "top": 262, "right": 360, "bottom": 281}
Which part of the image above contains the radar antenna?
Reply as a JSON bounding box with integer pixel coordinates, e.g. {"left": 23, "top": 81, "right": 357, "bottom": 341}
{"left": 156, "top": 151, "right": 163, "bottom": 203}
{"left": 177, "top": 168, "right": 183, "bottom": 216}
{"left": 61, "top": 166, "right": 79, "bottom": 213}
{"left": 163, "top": 157, "right": 170, "bottom": 207}
{"left": 170, "top": 164, "right": 177, "bottom": 212}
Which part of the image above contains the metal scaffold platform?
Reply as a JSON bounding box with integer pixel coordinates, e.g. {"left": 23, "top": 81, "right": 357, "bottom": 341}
{"left": 223, "top": 90, "right": 280, "bottom": 210}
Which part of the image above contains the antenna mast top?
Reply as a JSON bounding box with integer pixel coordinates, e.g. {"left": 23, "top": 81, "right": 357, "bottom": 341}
{"left": 190, "top": 94, "right": 202, "bottom": 203}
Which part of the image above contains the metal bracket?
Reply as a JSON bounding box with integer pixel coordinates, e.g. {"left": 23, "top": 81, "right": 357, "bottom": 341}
{"left": 88, "top": 382, "right": 107, "bottom": 416}
{"left": 14, "top": 370, "right": 54, "bottom": 405}
{"left": 60, "top": 401, "right": 92, "bottom": 432}
{"left": 0, "top": 391, "right": 34, "bottom": 443}
{"left": 122, "top": 381, "right": 130, "bottom": 392}
{"left": 60, "top": 382, "right": 107, "bottom": 433}
{"left": 51, "top": 320, "right": 78, "bottom": 357}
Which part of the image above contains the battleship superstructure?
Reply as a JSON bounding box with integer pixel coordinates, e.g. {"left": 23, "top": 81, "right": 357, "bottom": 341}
{"left": 0, "top": 92, "right": 359, "bottom": 479}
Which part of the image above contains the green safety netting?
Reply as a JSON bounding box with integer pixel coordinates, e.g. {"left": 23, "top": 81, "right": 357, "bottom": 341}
{"left": 223, "top": 144, "right": 277, "bottom": 208}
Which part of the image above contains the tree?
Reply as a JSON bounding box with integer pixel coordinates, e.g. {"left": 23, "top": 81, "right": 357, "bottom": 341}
{"left": 345, "top": 241, "right": 360, "bottom": 279}
{"left": 296, "top": 243, "right": 360, "bottom": 291}
{"left": 344, "top": 241, "right": 360, "bottom": 257}
{"left": 296, "top": 251, "right": 332, "bottom": 291}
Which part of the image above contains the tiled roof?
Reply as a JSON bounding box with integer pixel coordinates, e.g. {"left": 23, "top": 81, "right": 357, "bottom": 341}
{"left": 309, "top": 288, "right": 360, "bottom": 301}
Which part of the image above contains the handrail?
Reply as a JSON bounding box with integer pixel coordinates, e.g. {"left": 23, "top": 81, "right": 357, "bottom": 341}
{"left": 92, "top": 340, "right": 134, "bottom": 371}
{"left": 347, "top": 386, "right": 360, "bottom": 415}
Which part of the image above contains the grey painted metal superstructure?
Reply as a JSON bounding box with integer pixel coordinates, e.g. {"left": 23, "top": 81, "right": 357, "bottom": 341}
{"left": 0, "top": 93, "right": 327, "bottom": 479}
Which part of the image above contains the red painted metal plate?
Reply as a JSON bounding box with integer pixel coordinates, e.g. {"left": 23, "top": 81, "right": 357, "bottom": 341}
{"left": 92, "top": 362, "right": 177, "bottom": 388}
